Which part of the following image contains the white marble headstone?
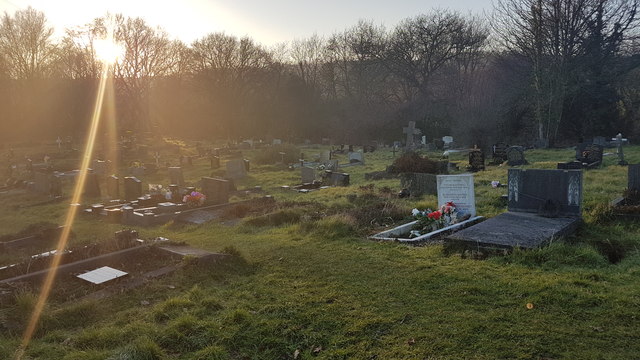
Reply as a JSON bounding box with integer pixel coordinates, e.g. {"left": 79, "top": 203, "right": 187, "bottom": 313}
{"left": 437, "top": 174, "right": 476, "bottom": 217}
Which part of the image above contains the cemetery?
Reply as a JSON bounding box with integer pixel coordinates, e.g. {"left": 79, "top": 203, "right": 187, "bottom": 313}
{"left": 1, "top": 135, "right": 640, "bottom": 359}
{"left": 3, "top": 2, "right": 640, "bottom": 358}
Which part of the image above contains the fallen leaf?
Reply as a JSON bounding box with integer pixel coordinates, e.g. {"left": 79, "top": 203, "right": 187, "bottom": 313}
{"left": 526, "top": 303, "right": 534, "bottom": 309}
{"left": 407, "top": 338, "right": 416, "bottom": 345}
{"left": 313, "top": 346, "right": 322, "bottom": 353}
{"left": 294, "top": 349, "right": 300, "bottom": 359}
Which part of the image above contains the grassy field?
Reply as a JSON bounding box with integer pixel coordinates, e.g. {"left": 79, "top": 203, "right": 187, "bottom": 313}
{"left": 1, "top": 142, "right": 640, "bottom": 359}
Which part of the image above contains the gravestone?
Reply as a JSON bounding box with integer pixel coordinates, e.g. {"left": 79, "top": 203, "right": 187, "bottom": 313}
{"left": 273, "top": 139, "right": 282, "bottom": 145}
{"left": 403, "top": 121, "right": 421, "bottom": 150}
{"left": 319, "top": 151, "right": 331, "bottom": 163}
{"left": 577, "top": 143, "right": 603, "bottom": 168}
{"left": 129, "top": 166, "right": 145, "bottom": 178}
{"left": 442, "top": 136, "right": 454, "bottom": 149}
{"left": 448, "top": 169, "right": 582, "bottom": 249}
{"left": 244, "top": 159, "right": 250, "bottom": 172}
{"left": 492, "top": 142, "right": 508, "bottom": 164}
{"left": 168, "top": 167, "right": 185, "bottom": 186}
{"left": 615, "top": 133, "right": 627, "bottom": 165}
{"left": 506, "top": 146, "right": 527, "bottom": 166}
{"left": 226, "top": 159, "right": 247, "bottom": 180}
{"left": 33, "top": 171, "right": 52, "bottom": 195}
{"left": 326, "top": 159, "right": 339, "bottom": 171}
{"left": 91, "top": 159, "right": 108, "bottom": 176}
{"left": 210, "top": 155, "right": 220, "bottom": 169}
{"left": 107, "top": 175, "right": 119, "bottom": 199}
{"left": 301, "top": 167, "right": 315, "bottom": 184}
{"left": 468, "top": 149, "right": 485, "bottom": 172}
{"left": 437, "top": 174, "right": 476, "bottom": 217}
{"left": 124, "top": 177, "right": 142, "bottom": 201}
{"left": 508, "top": 169, "right": 582, "bottom": 217}
{"left": 592, "top": 136, "right": 608, "bottom": 147}
{"left": 628, "top": 164, "right": 640, "bottom": 192}
{"left": 84, "top": 172, "right": 101, "bottom": 197}
{"left": 200, "top": 177, "right": 229, "bottom": 205}
{"left": 348, "top": 151, "right": 364, "bottom": 164}
{"left": 329, "top": 172, "right": 350, "bottom": 186}
{"left": 400, "top": 173, "right": 437, "bottom": 197}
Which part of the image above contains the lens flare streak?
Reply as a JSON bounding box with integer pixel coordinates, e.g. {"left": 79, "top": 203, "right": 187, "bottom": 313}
{"left": 15, "top": 61, "right": 112, "bottom": 360}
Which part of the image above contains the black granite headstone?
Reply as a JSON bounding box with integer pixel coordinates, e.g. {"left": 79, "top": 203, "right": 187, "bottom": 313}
{"left": 124, "top": 176, "right": 142, "bottom": 201}
{"left": 629, "top": 164, "right": 640, "bottom": 192}
{"left": 492, "top": 142, "right": 508, "bottom": 164}
{"left": 200, "top": 177, "right": 229, "bottom": 205}
{"left": 399, "top": 173, "right": 437, "bottom": 197}
{"left": 508, "top": 169, "right": 582, "bottom": 217}
{"left": 84, "top": 172, "right": 101, "bottom": 197}
{"left": 468, "top": 149, "right": 485, "bottom": 172}
{"left": 506, "top": 146, "right": 526, "bottom": 166}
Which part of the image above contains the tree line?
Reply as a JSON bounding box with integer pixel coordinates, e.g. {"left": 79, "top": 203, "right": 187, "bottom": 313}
{"left": 1, "top": 1, "right": 639, "bottom": 147}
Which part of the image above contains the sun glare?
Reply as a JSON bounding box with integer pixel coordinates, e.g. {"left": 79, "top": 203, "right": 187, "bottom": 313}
{"left": 94, "top": 37, "right": 124, "bottom": 64}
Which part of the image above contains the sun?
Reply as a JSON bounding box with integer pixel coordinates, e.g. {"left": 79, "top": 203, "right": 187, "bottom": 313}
{"left": 94, "top": 37, "right": 124, "bottom": 64}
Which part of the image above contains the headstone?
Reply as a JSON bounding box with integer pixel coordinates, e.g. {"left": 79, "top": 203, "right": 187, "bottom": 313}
{"left": 615, "top": 133, "right": 627, "bottom": 165}
{"left": 576, "top": 143, "right": 603, "bottom": 168}
{"left": 243, "top": 159, "right": 250, "bottom": 172}
{"left": 326, "top": 159, "right": 339, "bottom": 171}
{"left": 84, "top": 172, "right": 101, "bottom": 197}
{"left": 301, "top": 167, "right": 315, "bottom": 184}
{"left": 421, "top": 136, "right": 427, "bottom": 146}
{"left": 348, "top": 151, "right": 364, "bottom": 164}
{"left": 329, "top": 172, "right": 350, "bottom": 186}
{"left": 91, "top": 160, "right": 108, "bottom": 176}
{"left": 628, "top": 164, "right": 640, "bottom": 192}
{"left": 319, "top": 151, "right": 331, "bottom": 163}
{"left": 468, "top": 149, "right": 485, "bottom": 172}
{"left": 492, "top": 142, "right": 508, "bottom": 164}
{"left": 226, "top": 159, "right": 247, "bottom": 180}
{"left": 107, "top": 175, "right": 119, "bottom": 199}
{"left": 508, "top": 169, "right": 582, "bottom": 217}
{"left": 402, "top": 121, "right": 421, "bottom": 150}
{"left": 130, "top": 166, "right": 145, "bottom": 178}
{"left": 154, "top": 152, "right": 161, "bottom": 167}
{"left": 124, "top": 177, "right": 142, "bottom": 201}
{"left": 168, "top": 167, "right": 185, "bottom": 186}
{"left": 506, "top": 146, "right": 527, "bottom": 166}
{"left": 437, "top": 174, "right": 476, "bottom": 217}
{"left": 400, "top": 173, "right": 437, "bottom": 197}
{"left": 273, "top": 139, "right": 282, "bottom": 145}
{"left": 33, "top": 171, "right": 52, "bottom": 195}
{"left": 210, "top": 155, "right": 220, "bottom": 169}
{"left": 592, "top": 136, "right": 607, "bottom": 147}
{"left": 200, "top": 177, "right": 229, "bottom": 205}
{"left": 442, "top": 136, "right": 454, "bottom": 149}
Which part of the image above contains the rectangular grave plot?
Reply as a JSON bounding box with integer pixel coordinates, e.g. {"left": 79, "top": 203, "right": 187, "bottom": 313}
{"left": 77, "top": 266, "right": 128, "bottom": 284}
{"left": 508, "top": 169, "right": 582, "bottom": 217}
{"left": 447, "top": 212, "right": 581, "bottom": 249}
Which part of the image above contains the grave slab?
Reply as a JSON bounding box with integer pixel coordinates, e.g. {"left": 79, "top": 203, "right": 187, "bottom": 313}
{"left": 447, "top": 212, "right": 580, "bottom": 249}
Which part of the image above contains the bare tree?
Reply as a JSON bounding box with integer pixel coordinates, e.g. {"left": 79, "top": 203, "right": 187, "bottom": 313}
{"left": 0, "top": 6, "right": 55, "bottom": 79}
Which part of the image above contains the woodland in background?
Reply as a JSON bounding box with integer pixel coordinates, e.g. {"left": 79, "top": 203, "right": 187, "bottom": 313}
{"left": 1, "top": 0, "right": 639, "bottom": 147}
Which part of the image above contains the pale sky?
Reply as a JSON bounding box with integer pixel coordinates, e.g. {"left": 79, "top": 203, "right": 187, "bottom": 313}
{"left": 0, "top": 0, "right": 493, "bottom": 46}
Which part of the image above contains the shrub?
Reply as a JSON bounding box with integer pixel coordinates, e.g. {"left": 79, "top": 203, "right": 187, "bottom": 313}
{"left": 254, "top": 144, "right": 300, "bottom": 165}
{"left": 387, "top": 152, "right": 442, "bottom": 174}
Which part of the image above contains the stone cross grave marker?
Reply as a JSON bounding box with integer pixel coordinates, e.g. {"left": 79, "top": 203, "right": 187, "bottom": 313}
{"left": 616, "top": 133, "right": 627, "bottom": 165}
{"left": 402, "top": 121, "right": 421, "bottom": 150}
{"left": 226, "top": 159, "right": 247, "bottom": 180}
{"left": 168, "top": 167, "right": 185, "bottom": 186}
{"left": 437, "top": 174, "right": 476, "bottom": 217}
{"left": 154, "top": 152, "right": 161, "bottom": 167}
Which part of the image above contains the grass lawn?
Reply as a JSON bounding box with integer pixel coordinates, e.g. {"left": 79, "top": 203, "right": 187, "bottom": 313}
{"left": 1, "top": 142, "right": 639, "bottom": 359}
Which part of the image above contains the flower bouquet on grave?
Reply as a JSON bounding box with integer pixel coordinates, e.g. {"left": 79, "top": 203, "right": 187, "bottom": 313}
{"left": 183, "top": 191, "right": 206, "bottom": 207}
{"left": 410, "top": 202, "right": 460, "bottom": 237}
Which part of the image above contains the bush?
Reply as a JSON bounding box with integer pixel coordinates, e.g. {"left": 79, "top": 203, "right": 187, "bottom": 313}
{"left": 387, "top": 152, "right": 442, "bottom": 174}
{"left": 254, "top": 144, "right": 300, "bottom": 165}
